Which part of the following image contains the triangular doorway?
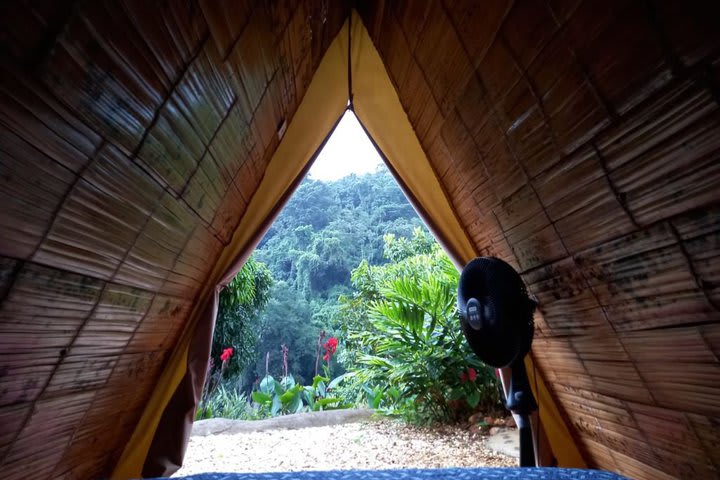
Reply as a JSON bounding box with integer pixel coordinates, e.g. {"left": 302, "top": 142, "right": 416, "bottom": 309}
{"left": 116, "top": 11, "right": 576, "bottom": 478}
{"left": 180, "top": 102, "right": 498, "bottom": 475}
{"left": 211, "top": 107, "right": 423, "bottom": 386}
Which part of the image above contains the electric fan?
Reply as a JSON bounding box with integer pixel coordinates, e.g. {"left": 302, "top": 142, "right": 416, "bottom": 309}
{"left": 457, "top": 257, "right": 538, "bottom": 467}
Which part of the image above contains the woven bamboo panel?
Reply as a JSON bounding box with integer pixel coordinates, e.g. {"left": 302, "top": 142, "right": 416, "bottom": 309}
{"left": 2, "top": 0, "right": 719, "bottom": 478}
{"left": 0, "top": 1, "right": 348, "bottom": 478}
{"left": 358, "top": 0, "right": 720, "bottom": 478}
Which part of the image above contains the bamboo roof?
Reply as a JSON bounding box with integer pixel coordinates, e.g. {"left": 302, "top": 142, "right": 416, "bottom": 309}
{"left": 1, "top": 1, "right": 719, "bottom": 479}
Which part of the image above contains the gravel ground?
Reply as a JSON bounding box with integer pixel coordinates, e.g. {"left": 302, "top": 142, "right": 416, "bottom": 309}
{"left": 174, "top": 418, "right": 516, "bottom": 477}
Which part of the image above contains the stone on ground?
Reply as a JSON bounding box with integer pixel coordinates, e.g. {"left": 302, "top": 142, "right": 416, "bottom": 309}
{"left": 486, "top": 428, "right": 520, "bottom": 458}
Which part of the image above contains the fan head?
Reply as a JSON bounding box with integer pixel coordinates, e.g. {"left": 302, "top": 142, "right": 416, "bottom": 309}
{"left": 457, "top": 257, "right": 535, "bottom": 368}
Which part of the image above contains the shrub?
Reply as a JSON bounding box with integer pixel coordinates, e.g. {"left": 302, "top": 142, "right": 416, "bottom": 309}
{"left": 196, "top": 384, "right": 267, "bottom": 421}
{"left": 342, "top": 232, "right": 503, "bottom": 423}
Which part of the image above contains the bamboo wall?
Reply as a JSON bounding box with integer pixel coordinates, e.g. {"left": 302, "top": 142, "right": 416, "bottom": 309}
{"left": 1, "top": 1, "right": 719, "bottom": 479}
{"left": 357, "top": 1, "right": 720, "bottom": 478}
{"left": 0, "top": 1, "right": 347, "bottom": 477}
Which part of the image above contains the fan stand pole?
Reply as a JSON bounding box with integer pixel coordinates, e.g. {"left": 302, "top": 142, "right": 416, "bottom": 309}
{"left": 505, "top": 354, "right": 538, "bottom": 467}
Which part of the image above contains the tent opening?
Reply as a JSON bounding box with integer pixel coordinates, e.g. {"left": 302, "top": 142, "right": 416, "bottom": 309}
{"left": 177, "top": 106, "right": 513, "bottom": 475}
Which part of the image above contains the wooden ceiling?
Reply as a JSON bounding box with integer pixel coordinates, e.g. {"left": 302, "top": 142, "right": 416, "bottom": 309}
{"left": 1, "top": 1, "right": 719, "bottom": 479}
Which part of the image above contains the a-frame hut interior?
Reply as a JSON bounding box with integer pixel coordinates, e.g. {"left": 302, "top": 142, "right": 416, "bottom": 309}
{"left": 1, "top": 1, "right": 719, "bottom": 479}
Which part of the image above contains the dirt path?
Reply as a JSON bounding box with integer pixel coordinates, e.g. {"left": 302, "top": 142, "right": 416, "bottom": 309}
{"left": 174, "top": 416, "right": 516, "bottom": 477}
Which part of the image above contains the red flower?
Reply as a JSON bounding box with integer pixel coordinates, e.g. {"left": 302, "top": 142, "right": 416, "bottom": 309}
{"left": 322, "top": 337, "right": 339, "bottom": 363}
{"left": 467, "top": 367, "right": 477, "bottom": 382}
{"left": 220, "top": 347, "right": 234, "bottom": 362}
{"left": 324, "top": 337, "right": 338, "bottom": 351}
{"left": 459, "top": 372, "right": 469, "bottom": 383}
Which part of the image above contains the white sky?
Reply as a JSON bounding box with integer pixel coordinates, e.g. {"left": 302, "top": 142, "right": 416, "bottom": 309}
{"left": 308, "top": 110, "right": 383, "bottom": 181}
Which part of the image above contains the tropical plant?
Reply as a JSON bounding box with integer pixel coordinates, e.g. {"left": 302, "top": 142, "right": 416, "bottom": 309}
{"left": 248, "top": 171, "right": 429, "bottom": 388}
{"left": 212, "top": 255, "right": 273, "bottom": 379}
{"left": 251, "top": 374, "right": 305, "bottom": 416}
{"left": 197, "top": 347, "right": 269, "bottom": 420}
{"left": 341, "top": 232, "right": 502, "bottom": 423}
{"left": 251, "top": 341, "right": 352, "bottom": 416}
{"left": 302, "top": 372, "right": 352, "bottom": 412}
{"left": 198, "top": 346, "right": 234, "bottom": 418}
{"left": 251, "top": 284, "right": 322, "bottom": 384}
{"left": 250, "top": 372, "right": 351, "bottom": 416}
{"left": 196, "top": 386, "right": 265, "bottom": 420}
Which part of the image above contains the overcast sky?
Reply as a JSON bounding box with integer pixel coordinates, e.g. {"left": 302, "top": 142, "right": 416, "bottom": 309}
{"left": 308, "top": 110, "right": 383, "bottom": 181}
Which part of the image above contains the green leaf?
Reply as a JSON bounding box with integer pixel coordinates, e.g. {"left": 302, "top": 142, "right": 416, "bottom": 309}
{"left": 289, "top": 394, "right": 303, "bottom": 413}
{"left": 316, "top": 397, "right": 341, "bottom": 407}
{"left": 467, "top": 389, "right": 481, "bottom": 408}
{"left": 271, "top": 396, "right": 282, "bottom": 416}
{"left": 251, "top": 391, "right": 272, "bottom": 404}
{"left": 327, "top": 372, "right": 353, "bottom": 390}
{"left": 259, "top": 375, "right": 275, "bottom": 395}
{"left": 372, "top": 391, "right": 383, "bottom": 409}
{"left": 303, "top": 389, "right": 315, "bottom": 407}
{"left": 279, "top": 388, "right": 298, "bottom": 404}
{"left": 448, "top": 388, "right": 465, "bottom": 401}
{"left": 273, "top": 380, "right": 284, "bottom": 396}
{"left": 281, "top": 375, "right": 296, "bottom": 389}
{"left": 312, "top": 375, "right": 329, "bottom": 390}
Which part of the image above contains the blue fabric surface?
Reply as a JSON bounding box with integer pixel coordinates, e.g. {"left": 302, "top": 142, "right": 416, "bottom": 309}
{"left": 166, "top": 467, "right": 627, "bottom": 480}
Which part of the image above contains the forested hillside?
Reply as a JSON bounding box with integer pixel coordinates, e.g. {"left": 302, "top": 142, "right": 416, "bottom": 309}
{"left": 249, "top": 170, "right": 426, "bottom": 383}
{"left": 202, "top": 168, "right": 501, "bottom": 423}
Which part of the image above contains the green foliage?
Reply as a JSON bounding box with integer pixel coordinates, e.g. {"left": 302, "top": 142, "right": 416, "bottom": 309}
{"left": 361, "top": 384, "right": 401, "bottom": 410}
{"left": 251, "top": 375, "right": 305, "bottom": 416}
{"left": 250, "top": 372, "right": 351, "bottom": 416}
{"left": 256, "top": 171, "right": 424, "bottom": 294}
{"left": 207, "top": 169, "right": 499, "bottom": 424}
{"left": 202, "top": 165, "right": 503, "bottom": 425}
{"left": 212, "top": 256, "right": 273, "bottom": 379}
{"left": 219, "top": 256, "right": 273, "bottom": 311}
{"left": 251, "top": 282, "right": 321, "bottom": 384}
{"left": 303, "top": 372, "right": 353, "bottom": 411}
{"left": 341, "top": 231, "right": 502, "bottom": 423}
{"left": 382, "top": 227, "right": 437, "bottom": 263}
{"left": 251, "top": 171, "right": 426, "bottom": 384}
{"left": 196, "top": 385, "right": 265, "bottom": 421}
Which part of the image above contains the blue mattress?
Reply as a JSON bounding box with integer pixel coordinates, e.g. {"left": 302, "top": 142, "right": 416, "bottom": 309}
{"left": 166, "top": 467, "right": 627, "bottom": 480}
